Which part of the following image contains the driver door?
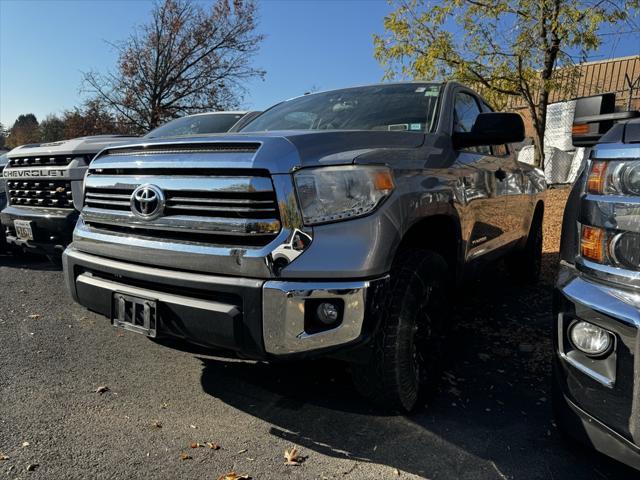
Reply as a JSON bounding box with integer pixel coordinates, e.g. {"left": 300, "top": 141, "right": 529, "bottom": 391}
{"left": 452, "top": 90, "right": 510, "bottom": 261}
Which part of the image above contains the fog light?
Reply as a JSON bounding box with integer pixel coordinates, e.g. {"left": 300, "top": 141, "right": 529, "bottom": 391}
{"left": 316, "top": 302, "right": 339, "bottom": 325}
{"left": 569, "top": 321, "right": 612, "bottom": 356}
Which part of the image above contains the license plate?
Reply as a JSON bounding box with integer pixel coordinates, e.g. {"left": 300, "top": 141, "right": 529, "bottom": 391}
{"left": 14, "top": 220, "right": 33, "bottom": 241}
{"left": 112, "top": 293, "right": 158, "bottom": 337}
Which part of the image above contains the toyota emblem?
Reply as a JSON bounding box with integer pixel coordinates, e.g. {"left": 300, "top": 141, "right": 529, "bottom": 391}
{"left": 130, "top": 184, "right": 165, "bottom": 219}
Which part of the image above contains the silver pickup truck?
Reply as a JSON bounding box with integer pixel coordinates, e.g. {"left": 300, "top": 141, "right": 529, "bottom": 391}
{"left": 63, "top": 82, "right": 545, "bottom": 411}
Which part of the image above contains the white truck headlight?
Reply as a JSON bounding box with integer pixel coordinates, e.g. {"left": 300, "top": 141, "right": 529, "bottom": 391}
{"left": 294, "top": 165, "right": 394, "bottom": 225}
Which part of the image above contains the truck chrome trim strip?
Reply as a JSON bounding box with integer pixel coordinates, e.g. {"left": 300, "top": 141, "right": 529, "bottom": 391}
{"left": 65, "top": 248, "right": 265, "bottom": 290}
{"left": 76, "top": 273, "right": 240, "bottom": 317}
{"left": 82, "top": 207, "right": 281, "bottom": 235}
{"left": 73, "top": 217, "right": 288, "bottom": 278}
{"left": 560, "top": 350, "right": 616, "bottom": 388}
{"left": 560, "top": 266, "right": 640, "bottom": 327}
{"left": 576, "top": 257, "right": 640, "bottom": 292}
{"left": 85, "top": 175, "right": 275, "bottom": 193}
{"left": 263, "top": 279, "right": 378, "bottom": 355}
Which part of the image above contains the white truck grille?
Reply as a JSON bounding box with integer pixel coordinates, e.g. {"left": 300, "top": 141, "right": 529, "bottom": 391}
{"left": 7, "top": 180, "right": 74, "bottom": 208}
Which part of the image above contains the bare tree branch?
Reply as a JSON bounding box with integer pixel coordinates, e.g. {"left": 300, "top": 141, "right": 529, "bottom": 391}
{"left": 81, "top": 0, "right": 264, "bottom": 133}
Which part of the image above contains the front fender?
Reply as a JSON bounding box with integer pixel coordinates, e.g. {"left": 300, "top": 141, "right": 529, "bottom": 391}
{"left": 279, "top": 172, "right": 462, "bottom": 279}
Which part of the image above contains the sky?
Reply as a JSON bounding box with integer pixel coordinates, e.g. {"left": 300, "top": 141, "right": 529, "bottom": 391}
{"left": 0, "top": 0, "right": 639, "bottom": 128}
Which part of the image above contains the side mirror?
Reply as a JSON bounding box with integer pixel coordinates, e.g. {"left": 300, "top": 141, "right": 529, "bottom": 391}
{"left": 453, "top": 112, "right": 525, "bottom": 150}
{"left": 572, "top": 93, "right": 639, "bottom": 147}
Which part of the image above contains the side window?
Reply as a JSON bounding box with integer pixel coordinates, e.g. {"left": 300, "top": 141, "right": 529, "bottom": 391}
{"left": 453, "top": 92, "right": 481, "bottom": 133}
{"left": 453, "top": 92, "right": 490, "bottom": 154}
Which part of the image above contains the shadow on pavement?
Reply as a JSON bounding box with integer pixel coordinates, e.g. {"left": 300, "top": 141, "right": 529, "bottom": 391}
{"left": 0, "top": 251, "right": 59, "bottom": 271}
{"left": 199, "top": 253, "right": 638, "bottom": 479}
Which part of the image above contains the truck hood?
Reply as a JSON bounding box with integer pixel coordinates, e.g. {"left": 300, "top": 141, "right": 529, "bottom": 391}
{"left": 92, "top": 130, "right": 426, "bottom": 173}
{"left": 7, "top": 135, "right": 139, "bottom": 159}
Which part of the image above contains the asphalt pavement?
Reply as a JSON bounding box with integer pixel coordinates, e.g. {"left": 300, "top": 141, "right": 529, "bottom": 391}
{"left": 0, "top": 251, "right": 638, "bottom": 480}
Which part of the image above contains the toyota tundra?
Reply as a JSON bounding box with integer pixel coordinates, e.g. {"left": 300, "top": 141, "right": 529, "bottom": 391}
{"left": 63, "top": 82, "right": 545, "bottom": 410}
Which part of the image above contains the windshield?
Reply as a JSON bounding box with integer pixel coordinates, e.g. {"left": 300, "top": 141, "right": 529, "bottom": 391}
{"left": 144, "top": 113, "right": 246, "bottom": 139}
{"left": 241, "top": 83, "right": 441, "bottom": 133}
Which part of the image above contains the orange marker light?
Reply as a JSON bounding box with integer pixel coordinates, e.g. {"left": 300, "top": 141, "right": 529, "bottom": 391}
{"left": 572, "top": 123, "right": 589, "bottom": 135}
{"left": 581, "top": 225, "right": 606, "bottom": 263}
{"left": 587, "top": 161, "right": 608, "bottom": 194}
{"left": 373, "top": 171, "right": 395, "bottom": 191}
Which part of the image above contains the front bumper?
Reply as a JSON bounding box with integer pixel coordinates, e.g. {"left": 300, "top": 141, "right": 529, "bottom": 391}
{"left": 1, "top": 205, "right": 78, "bottom": 254}
{"left": 63, "top": 248, "right": 387, "bottom": 359}
{"left": 554, "top": 262, "right": 640, "bottom": 470}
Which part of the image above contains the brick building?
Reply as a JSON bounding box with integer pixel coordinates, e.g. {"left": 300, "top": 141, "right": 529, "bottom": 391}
{"left": 511, "top": 55, "right": 640, "bottom": 136}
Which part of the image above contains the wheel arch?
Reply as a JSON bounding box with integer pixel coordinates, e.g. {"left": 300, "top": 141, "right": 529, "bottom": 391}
{"left": 395, "top": 213, "right": 462, "bottom": 284}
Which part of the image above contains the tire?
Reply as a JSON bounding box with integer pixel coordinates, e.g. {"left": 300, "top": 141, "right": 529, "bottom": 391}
{"left": 507, "top": 208, "right": 543, "bottom": 284}
{"left": 351, "top": 249, "right": 449, "bottom": 412}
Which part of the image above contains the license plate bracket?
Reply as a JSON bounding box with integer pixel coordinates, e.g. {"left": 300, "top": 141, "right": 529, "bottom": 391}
{"left": 14, "top": 220, "right": 34, "bottom": 241}
{"left": 112, "top": 293, "right": 158, "bottom": 338}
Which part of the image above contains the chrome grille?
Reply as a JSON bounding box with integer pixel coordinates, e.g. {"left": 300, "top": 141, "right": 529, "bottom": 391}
{"left": 7, "top": 180, "right": 74, "bottom": 208}
{"left": 82, "top": 170, "right": 281, "bottom": 246}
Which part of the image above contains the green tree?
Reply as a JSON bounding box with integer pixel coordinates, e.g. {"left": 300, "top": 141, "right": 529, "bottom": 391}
{"left": 39, "top": 114, "right": 66, "bottom": 142}
{"left": 374, "top": 0, "right": 639, "bottom": 167}
{"left": 7, "top": 114, "right": 40, "bottom": 148}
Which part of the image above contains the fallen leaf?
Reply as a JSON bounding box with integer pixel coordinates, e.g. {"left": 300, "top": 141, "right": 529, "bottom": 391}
{"left": 236, "top": 449, "right": 248, "bottom": 455}
{"left": 217, "top": 472, "right": 250, "bottom": 480}
{"left": 116, "top": 331, "right": 125, "bottom": 338}
{"left": 284, "top": 446, "right": 304, "bottom": 465}
{"left": 189, "top": 424, "right": 197, "bottom": 429}
{"left": 189, "top": 442, "right": 203, "bottom": 449}
{"left": 22, "top": 442, "right": 30, "bottom": 448}
{"left": 94, "top": 385, "right": 109, "bottom": 394}
{"left": 28, "top": 314, "right": 40, "bottom": 320}
{"left": 0, "top": 453, "right": 8, "bottom": 461}
{"left": 161, "top": 402, "right": 169, "bottom": 409}
{"left": 206, "top": 442, "right": 221, "bottom": 450}
{"left": 152, "top": 420, "right": 162, "bottom": 429}
{"left": 26, "top": 464, "right": 39, "bottom": 472}
{"left": 179, "top": 453, "right": 192, "bottom": 461}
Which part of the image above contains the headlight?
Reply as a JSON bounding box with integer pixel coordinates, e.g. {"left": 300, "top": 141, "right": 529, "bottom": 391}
{"left": 588, "top": 160, "right": 640, "bottom": 195}
{"left": 582, "top": 159, "right": 640, "bottom": 272}
{"left": 580, "top": 225, "right": 640, "bottom": 271}
{"left": 293, "top": 165, "right": 394, "bottom": 225}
